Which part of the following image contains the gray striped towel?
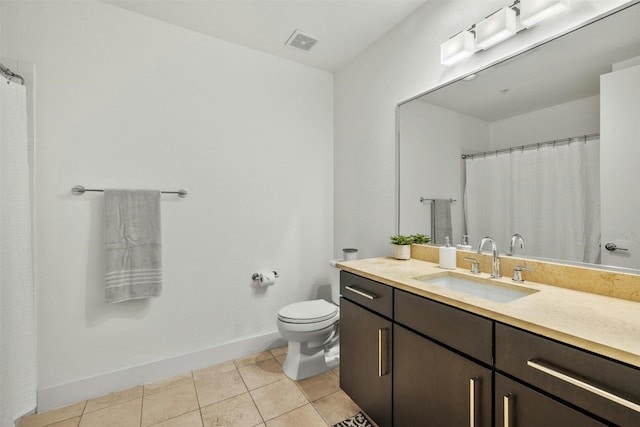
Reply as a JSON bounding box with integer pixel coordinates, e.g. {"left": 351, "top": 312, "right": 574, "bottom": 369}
{"left": 104, "top": 189, "right": 162, "bottom": 303}
{"left": 434, "top": 198, "right": 452, "bottom": 245}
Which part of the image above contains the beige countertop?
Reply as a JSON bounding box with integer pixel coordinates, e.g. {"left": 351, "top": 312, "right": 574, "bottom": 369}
{"left": 337, "top": 257, "right": 640, "bottom": 369}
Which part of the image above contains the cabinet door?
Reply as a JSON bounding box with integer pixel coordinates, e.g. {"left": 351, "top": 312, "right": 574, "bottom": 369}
{"left": 393, "top": 324, "right": 492, "bottom": 427}
{"left": 395, "top": 289, "right": 493, "bottom": 365}
{"left": 496, "top": 323, "right": 640, "bottom": 426}
{"left": 340, "top": 298, "right": 392, "bottom": 427}
{"left": 495, "top": 374, "right": 607, "bottom": 427}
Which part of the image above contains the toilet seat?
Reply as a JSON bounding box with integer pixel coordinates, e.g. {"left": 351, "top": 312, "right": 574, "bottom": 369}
{"left": 278, "top": 300, "right": 338, "bottom": 324}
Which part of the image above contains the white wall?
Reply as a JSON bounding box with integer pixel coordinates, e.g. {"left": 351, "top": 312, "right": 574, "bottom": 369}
{"left": 398, "top": 101, "right": 489, "bottom": 243}
{"left": 1, "top": 0, "right": 333, "bottom": 408}
{"left": 334, "top": 0, "right": 631, "bottom": 259}
{"left": 490, "top": 96, "right": 600, "bottom": 149}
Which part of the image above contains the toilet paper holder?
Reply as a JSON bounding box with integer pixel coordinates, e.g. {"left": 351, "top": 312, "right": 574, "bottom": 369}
{"left": 252, "top": 271, "right": 279, "bottom": 282}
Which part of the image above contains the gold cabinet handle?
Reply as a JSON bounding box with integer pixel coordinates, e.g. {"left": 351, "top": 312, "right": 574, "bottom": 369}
{"left": 345, "top": 285, "right": 378, "bottom": 300}
{"left": 469, "top": 377, "right": 479, "bottom": 427}
{"left": 378, "top": 328, "right": 389, "bottom": 377}
{"left": 527, "top": 360, "right": 640, "bottom": 413}
{"left": 503, "top": 394, "right": 513, "bottom": 427}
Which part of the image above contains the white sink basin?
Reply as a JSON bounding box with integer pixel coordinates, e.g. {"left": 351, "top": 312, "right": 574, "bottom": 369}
{"left": 413, "top": 274, "right": 538, "bottom": 303}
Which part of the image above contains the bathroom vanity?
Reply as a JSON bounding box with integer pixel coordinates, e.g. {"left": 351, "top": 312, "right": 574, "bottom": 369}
{"left": 338, "top": 258, "right": 640, "bottom": 427}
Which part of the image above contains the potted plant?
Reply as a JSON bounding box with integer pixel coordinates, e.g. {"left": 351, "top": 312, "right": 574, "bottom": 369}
{"left": 410, "top": 234, "right": 431, "bottom": 245}
{"left": 390, "top": 234, "right": 413, "bottom": 260}
{"left": 390, "top": 234, "right": 432, "bottom": 260}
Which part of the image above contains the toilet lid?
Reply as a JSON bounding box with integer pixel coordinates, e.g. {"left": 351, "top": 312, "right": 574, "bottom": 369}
{"left": 278, "top": 299, "right": 338, "bottom": 324}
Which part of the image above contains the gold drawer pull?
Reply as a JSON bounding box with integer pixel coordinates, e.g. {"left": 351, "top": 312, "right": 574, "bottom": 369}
{"left": 345, "top": 285, "right": 378, "bottom": 300}
{"left": 469, "top": 377, "right": 479, "bottom": 427}
{"left": 527, "top": 359, "right": 640, "bottom": 413}
{"left": 378, "top": 328, "right": 389, "bottom": 377}
{"left": 503, "top": 394, "right": 513, "bottom": 427}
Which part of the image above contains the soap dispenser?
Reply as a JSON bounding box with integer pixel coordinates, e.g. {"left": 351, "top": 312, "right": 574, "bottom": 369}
{"left": 439, "top": 236, "right": 457, "bottom": 269}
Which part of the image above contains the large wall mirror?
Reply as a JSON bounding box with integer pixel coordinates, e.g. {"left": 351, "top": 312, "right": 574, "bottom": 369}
{"left": 397, "top": 1, "right": 640, "bottom": 272}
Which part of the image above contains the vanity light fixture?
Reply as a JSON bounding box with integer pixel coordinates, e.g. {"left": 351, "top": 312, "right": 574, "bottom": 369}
{"left": 440, "top": 30, "right": 476, "bottom": 66}
{"left": 439, "top": 0, "right": 571, "bottom": 66}
{"left": 475, "top": 6, "right": 518, "bottom": 50}
{"left": 519, "top": 0, "right": 569, "bottom": 28}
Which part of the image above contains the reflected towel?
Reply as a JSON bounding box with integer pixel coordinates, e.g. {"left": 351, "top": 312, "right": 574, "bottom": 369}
{"left": 104, "top": 189, "right": 162, "bottom": 303}
{"left": 434, "top": 199, "right": 452, "bottom": 245}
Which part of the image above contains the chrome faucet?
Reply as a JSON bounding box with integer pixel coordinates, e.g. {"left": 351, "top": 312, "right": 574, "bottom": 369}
{"left": 507, "top": 234, "right": 525, "bottom": 256}
{"left": 477, "top": 237, "right": 501, "bottom": 278}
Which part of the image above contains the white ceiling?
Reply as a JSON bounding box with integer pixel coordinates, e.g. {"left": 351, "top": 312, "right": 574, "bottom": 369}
{"left": 101, "top": 0, "right": 427, "bottom": 72}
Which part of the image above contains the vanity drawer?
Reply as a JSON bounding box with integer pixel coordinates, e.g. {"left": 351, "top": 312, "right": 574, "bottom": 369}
{"left": 394, "top": 289, "right": 493, "bottom": 365}
{"left": 495, "top": 323, "right": 640, "bottom": 426}
{"left": 340, "top": 271, "right": 393, "bottom": 318}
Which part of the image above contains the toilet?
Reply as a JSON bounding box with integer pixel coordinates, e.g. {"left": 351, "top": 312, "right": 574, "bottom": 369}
{"left": 276, "top": 260, "right": 342, "bottom": 380}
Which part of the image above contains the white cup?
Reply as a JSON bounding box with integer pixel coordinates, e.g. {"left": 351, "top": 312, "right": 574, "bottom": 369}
{"left": 343, "top": 248, "right": 358, "bottom": 261}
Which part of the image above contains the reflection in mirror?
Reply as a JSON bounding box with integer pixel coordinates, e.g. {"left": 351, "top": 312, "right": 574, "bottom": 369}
{"left": 397, "top": 2, "right": 640, "bottom": 272}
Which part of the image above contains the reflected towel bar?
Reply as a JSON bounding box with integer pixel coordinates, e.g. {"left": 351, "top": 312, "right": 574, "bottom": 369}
{"left": 419, "top": 197, "right": 457, "bottom": 203}
{"left": 71, "top": 185, "right": 188, "bottom": 198}
{"left": 419, "top": 198, "right": 456, "bottom": 242}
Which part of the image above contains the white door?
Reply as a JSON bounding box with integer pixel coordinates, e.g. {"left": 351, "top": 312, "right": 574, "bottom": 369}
{"left": 600, "top": 62, "right": 640, "bottom": 269}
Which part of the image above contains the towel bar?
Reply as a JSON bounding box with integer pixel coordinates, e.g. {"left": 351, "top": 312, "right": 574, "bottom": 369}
{"left": 72, "top": 185, "right": 188, "bottom": 198}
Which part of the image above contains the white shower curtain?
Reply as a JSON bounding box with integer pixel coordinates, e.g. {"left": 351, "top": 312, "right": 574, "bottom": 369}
{"left": 465, "top": 140, "right": 600, "bottom": 263}
{"left": 0, "top": 79, "right": 36, "bottom": 426}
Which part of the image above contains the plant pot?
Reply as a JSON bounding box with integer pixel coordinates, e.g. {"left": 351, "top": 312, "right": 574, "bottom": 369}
{"left": 393, "top": 244, "right": 411, "bottom": 260}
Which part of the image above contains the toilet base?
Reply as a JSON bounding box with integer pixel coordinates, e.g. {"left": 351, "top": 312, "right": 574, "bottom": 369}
{"left": 282, "top": 340, "right": 340, "bottom": 380}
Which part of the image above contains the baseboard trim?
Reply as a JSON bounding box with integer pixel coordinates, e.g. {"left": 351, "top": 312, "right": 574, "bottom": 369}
{"left": 37, "top": 331, "right": 286, "bottom": 412}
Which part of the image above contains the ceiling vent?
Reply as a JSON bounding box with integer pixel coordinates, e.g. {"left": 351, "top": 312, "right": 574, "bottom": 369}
{"left": 285, "top": 30, "right": 319, "bottom": 51}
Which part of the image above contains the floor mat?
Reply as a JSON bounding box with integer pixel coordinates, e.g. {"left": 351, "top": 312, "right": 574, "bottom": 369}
{"left": 332, "top": 411, "right": 374, "bottom": 427}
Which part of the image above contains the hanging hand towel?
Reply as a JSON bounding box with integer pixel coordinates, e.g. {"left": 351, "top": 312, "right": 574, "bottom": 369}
{"left": 104, "top": 189, "right": 162, "bottom": 303}
{"left": 434, "top": 199, "right": 452, "bottom": 245}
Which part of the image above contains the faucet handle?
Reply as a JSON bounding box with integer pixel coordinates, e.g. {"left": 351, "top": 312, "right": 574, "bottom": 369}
{"left": 513, "top": 265, "right": 534, "bottom": 283}
{"left": 463, "top": 257, "right": 480, "bottom": 274}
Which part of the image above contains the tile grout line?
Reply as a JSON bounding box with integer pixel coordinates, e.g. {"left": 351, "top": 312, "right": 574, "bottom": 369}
{"left": 190, "top": 370, "right": 207, "bottom": 427}
{"left": 309, "top": 395, "right": 332, "bottom": 426}
{"left": 237, "top": 361, "right": 266, "bottom": 425}
{"left": 139, "top": 382, "right": 145, "bottom": 427}
{"left": 143, "top": 374, "right": 199, "bottom": 427}
{"left": 190, "top": 370, "right": 202, "bottom": 410}
{"left": 310, "top": 389, "right": 348, "bottom": 426}
{"left": 251, "top": 348, "right": 332, "bottom": 425}
{"left": 309, "top": 402, "right": 331, "bottom": 427}
{"left": 240, "top": 353, "right": 325, "bottom": 424}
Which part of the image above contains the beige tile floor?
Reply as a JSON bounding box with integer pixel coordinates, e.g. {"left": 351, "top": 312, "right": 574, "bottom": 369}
{"left": 18, "top": 346, "right": 363, "bottom": 427}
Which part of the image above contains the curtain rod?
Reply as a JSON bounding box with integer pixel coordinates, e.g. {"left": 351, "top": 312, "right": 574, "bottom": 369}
{"left": 461, "top": 132, "right": 600, "bottom": 160}
{"left": 0, "top": 62, "right": 25, "bottom": 85}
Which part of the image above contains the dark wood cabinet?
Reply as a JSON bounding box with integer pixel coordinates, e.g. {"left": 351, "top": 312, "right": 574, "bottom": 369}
{"left": 394, "top": 289, "right": 493, "bottom": 365}
{"left": 340, "top": 271, "right": 393, "bottom": 318}
{"left": 495, "top": 323, "right": 640, "bottom": 426}
{"left": 339, "top": 271, "right": 640, "bottom": 427}
{"left": 495, "top": 374, "right": 607, "bottom": 427}
{"left": 340, "top": 272, "right": 393, "bottom": 427}
{"left": 394, "top": 324, "right": 492, "bottom": 427}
